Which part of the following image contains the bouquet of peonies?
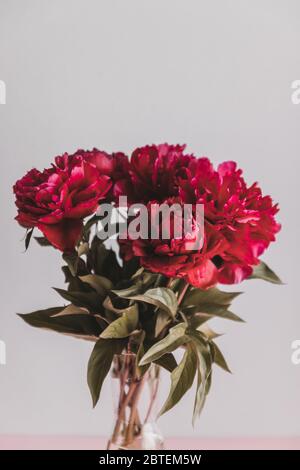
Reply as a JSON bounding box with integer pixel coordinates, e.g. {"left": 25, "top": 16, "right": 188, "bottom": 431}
{"left": 13, "top": 144, "right": 281, "bottom": 448}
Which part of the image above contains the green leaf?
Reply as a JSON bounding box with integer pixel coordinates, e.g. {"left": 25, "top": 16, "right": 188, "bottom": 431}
{"left": 87, "top": 238, "right": 122, "bottom": 284}
{"left": 249, "top": 261, "right": 282, "bottom": 284}
{"left": 53, "top": 288, "right": 102, "bottom": 312}
{"left": 159, "top": 345, "right": 197, "bottom": 416}
{"left": 83, "top": 214, "right": 103, "bottom": 237}
{"left": 116, "top": 287, "right": 178, "bottom": 318}
{"left": 62, "top": 252, "right": 79, "bottom": 277}
{"left": 131, "top": 267, "right": 145, "bottom": 280}
{"left": 52, "top": 304, "right": 88, "bottom": 315}
{"left": 204, "top": 369, "right": 212, "bottom": 396}
{"left": 18, "top": 306, "right": 103, "bottom": 339}
{"left": 183, "top": 287, "right": 242, "bottom": 308}
{"left": 78, "top": 242, "right": 89, "bottom": 256}
{"left": 185, "top": 305, "right": 244, "bottom": 322}
{"left": 135, "top": 330, "right": 150, "bottom": 377}
{"left": 87, "top": 338, "right": 125, "bottom": 407}
{"left": 25, "top": 228, "right": 34, "bottom": 251}
{"left": 103, "top": 296, "right": 125, "bottom": 316}
{"left": 120, "top": 257, "right": 141, "bottom": 282}
{"left": 19, "top": 306, "right": 62, "bottom": 320}
{"left": 139, "top": 323, "right": 188, "bottom": 366}
{"left": 155, "top": 309, "right": 172, "bottom": 337}
{"left": 112, "top": 285, "right": 141, "bottom": 298}
{"left": 187, "top": 313, "right": 211, "bottom": 329}
{"left": 188, "top": 330, "right": 213, "bottom": 425}
{"left": 100, "top": 304, "right": 139, "bottom": 339}
{"left": 135, "top": 271, "right": 159, "bottom": 289}
{"left": 198, "top": 325, "right": 221, "bottom": 340}
{"left": 154, "top": 353, "right": 178, "bottom": 373}
{"left": 61, "top": 268, "right": 88, "bottom": 292}
{"left": 134, "top": 335, "right": 178, "bottom": 376}
{"left": 34, "top": 236, "right": 52, "bottom": 246}
{"left": 211, "top": 341, "right": 231, "bottom": 373}
{"left": 79, "top": 274, "right": 113, "bottom": 294}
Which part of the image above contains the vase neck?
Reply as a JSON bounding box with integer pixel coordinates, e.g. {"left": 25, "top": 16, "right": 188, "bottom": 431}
{"left": 108, "top": 353, "right": 162, "bottom": 449}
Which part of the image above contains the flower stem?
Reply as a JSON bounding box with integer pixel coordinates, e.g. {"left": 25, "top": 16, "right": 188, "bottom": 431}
{"left": 177, "top": 281, "right": 190, "bottom": 306}
{"left": 124, "top": 375, "right": 146, "bottom": 446}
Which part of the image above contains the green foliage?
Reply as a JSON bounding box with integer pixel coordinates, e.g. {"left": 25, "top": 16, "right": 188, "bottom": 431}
{"left": 34, "top": 236, "right": 52, "bottom": 247}
{"left": 114, "top": 287, "right": 178, "bottom": 317}
{"left": 18, "top": 306, "right": 103, "bottom": 340}
{"left": 249, "top": 261, "right": 282, "bottom": 284}
{"left": 53, "top": 288, "right": 102, "bottom": 313}
{"left": 139, "top": 323, "right": 189, "bottom": 365}
{"left": 182, "top": 287, "right": 242, "bottom": 307}
{"left": 159, "top": 344, "right": 197, "bottom": 416}
{"left": 24, "top": 228, "right": 34, "bottom": 251}
{"left": 79, "top": 274, "right": 113, "bottom": 294}
{"left": 62, "top": 252, "right": 79, "bottom": 276}
{"left": 19, "top": 233, "right": 282, "bottom": 423}
{"left": 87, "top": 338, "right": 126, "bottom": 407}
{"left": 100, "top": 304, "right": 139, "bottom": 339}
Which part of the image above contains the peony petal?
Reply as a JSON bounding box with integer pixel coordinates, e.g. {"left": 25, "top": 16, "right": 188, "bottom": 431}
{"left": 218, "top": 263, "right": 253, "bottom": 284}
{"left": 217, "top": 161, "right": 237, "bottom": 177}
{"left": 37, "top": 219, "right": 83, "bottom": 253}
{"left": 39, "top": 209, "right": 64, "bottom": 224}
{"left": 186, "top": 259, "right": 218, "bottom": 289}
{"left": 64, "top": 197, "right": 100, "bottom": 219}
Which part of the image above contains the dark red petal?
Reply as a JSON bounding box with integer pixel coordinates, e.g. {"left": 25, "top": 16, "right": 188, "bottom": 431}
{"left": 217, "top": 161, "right": 237, "bottom": 177}
{"left": 15, "top": 213, "right": 36, "bottom": 228}
{"left": 65, "top": 197, "right": 99, "bottom": 219}
{"left": 186, "top": 259, "right": 218, "bottom": 289}
{"left": 37, "top": 219, "right": 82, "bottom": 253}
{"left": 218, "top": 263, "right": 253, "bottom": 284}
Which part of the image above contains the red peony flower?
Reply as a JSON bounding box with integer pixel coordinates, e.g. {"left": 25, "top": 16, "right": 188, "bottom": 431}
{"left": 14, "top": 152, "right": 112, "bottom": 252}
{"left": 120, "top": 198, "right": 228, "bottom": 289}
{"left": 179, "top": 159, "right": 281, "bottom": 284}
{"left": 129, "top": 144, "right": 195, "bottom": 202}
{"left": 55, "top": 148, "right": 131, "bottom": 200}
{"left": 14, "top": 143, "right": 280, "bottom": 287}
{"left": 119, "top": 144, "right": 280, "bottom": 287}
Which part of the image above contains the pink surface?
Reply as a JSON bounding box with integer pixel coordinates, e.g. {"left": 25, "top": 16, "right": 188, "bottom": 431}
{"left": 0, "top": 436, "right": 299, "bottom": 450}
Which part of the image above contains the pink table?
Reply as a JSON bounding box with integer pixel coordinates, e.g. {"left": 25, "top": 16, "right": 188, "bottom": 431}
{"left": 0, "top": 436, "right": 299, "bottom": 450}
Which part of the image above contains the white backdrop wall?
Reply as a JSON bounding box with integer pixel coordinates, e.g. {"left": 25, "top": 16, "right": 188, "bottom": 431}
{"left": 0, "top": 0, "right": 299, "bottom": 437}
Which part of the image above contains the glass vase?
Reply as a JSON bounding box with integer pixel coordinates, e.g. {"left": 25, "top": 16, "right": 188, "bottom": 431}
{"left": 107, "top": 353, "right": 164, "bottom": 450}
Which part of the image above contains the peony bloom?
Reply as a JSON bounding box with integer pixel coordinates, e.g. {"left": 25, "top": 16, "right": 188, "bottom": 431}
{"left": 129, "top": 143, "right": 195, "bottom": 202}
{"left": 55, "top": 148, "right": 131, "bottom": 200}
{"left": 119, "top": 198, "right": 228, "bottom": 289}
{"left": 14, "top": 152, "right": 112, "bottom": 252}
{"left": 119, "top": 144, "right": 280, "bottom": 287}
{"left": 179, "top": 159, "right": 281, "bottom": 284}
{"left": 14, "top": 143, "right": 280, "bottom": 287}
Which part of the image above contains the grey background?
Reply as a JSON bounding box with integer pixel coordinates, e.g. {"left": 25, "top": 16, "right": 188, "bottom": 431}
{"left": 0, "top": 0, "right": 299, "bottom": 437}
